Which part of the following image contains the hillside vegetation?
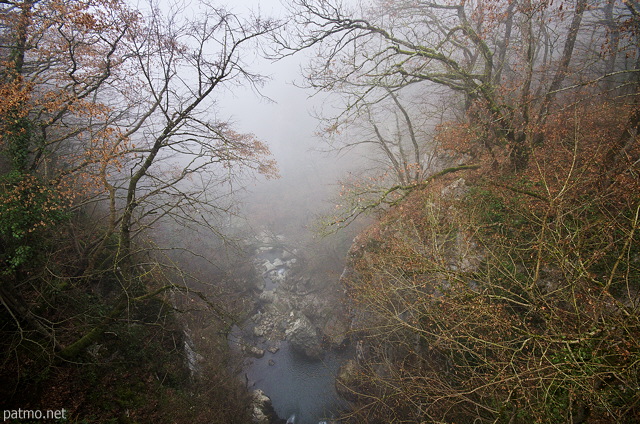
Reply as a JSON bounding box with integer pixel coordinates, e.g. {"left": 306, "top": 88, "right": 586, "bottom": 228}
{"left": 279, "top": 0, "right": 640, "bottom": 422}
{"left": 0, "top": 1, "right": 272, "bottom": 421}
{"left": 339, "top": 104, "right": 640, "bottom": 422}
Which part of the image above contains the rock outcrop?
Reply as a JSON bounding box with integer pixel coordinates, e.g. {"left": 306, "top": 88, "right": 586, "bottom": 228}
{"left": 251, "top": 389, "right": 273, "bottom": 424}
{"left": 250, "top": 389, "right": 286, "bottom": 424}
{"left": 335, "top": 359, "right": 362, "bottom": 402}
{"left": 285, "top": 311, "right": 323, "bottom": 359}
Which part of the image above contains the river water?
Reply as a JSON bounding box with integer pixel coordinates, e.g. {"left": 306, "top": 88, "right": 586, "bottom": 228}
{"left": 229, "top": 243, "right": 350, "bottom": 424}
{"left": 242, "top": 335, "right": 349, "bottom": 424}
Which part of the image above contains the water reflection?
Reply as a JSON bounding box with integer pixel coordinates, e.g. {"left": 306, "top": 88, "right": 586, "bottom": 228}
{"left": 244, "top": 340, "right": 348, "bottom": 424}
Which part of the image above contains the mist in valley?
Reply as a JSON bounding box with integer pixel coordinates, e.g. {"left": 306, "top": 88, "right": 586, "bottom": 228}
{"left": 3, "top": 0, "right": 639, "bottom": 423}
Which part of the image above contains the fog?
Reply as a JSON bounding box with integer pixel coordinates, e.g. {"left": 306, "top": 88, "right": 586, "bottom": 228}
{"left": 4, "top": 0, "right": 637, "bottom": 422}
{"left": 209, "top": 0, "right": 365, "bottom": 243}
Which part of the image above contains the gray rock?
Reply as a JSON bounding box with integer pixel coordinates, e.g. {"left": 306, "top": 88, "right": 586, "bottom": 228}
{"left": 267, "top": 344, "right": 280, "bottom": 354}
{"left": 251, "top": 389, "right": 272, "bottom": 424}
{"left": 335, "top": 359, "right": 362, "bottom": 401}
{"left": 323, "top": 314, "right": 349, "bottom": 347}
{"left": 263, "top": 260, "right": 277, "bottom": 273}
{"left": 441, "top": 177, "right": 468, "bottom": 200}
{"left": 270, "top": 271, "right": 286, "bottom": 285}
{"left": 285, "top": 312, "right": 323, "bottom": 360}
{"left": 258, "top": 291, "right": 276, "bottom": 304}
{"left": 244, "top": 345, "right": 265, "bottom": 358}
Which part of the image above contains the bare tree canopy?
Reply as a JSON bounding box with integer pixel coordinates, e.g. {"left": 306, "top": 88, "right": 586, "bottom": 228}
{"left": 278, "top": 0, "right": 640, "bottom": 169}
{"left": 0, "top": 0, "right": 278, "bottom": 363}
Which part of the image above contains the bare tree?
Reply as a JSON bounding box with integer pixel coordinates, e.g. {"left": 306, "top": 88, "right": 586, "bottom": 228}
{"left": 0, "top": 0, "right": 279, "bottom": 360}
{"left": 279, "top": 0, "right": 640, "bottom": 170}
{"left": 321, "top": 87, "right": 442, "bottom": 185}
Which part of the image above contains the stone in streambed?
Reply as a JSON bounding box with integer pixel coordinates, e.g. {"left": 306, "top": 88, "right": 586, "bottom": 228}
{"left": 285, "top": 312, "right": 323, "bottom": 360}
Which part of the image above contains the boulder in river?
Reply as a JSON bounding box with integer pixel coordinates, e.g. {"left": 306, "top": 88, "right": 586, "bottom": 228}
{"left": 285, "top": 312, "right": 323, "bottom": 360}
{"left": 244, "top": 345, "right": 265, "bottom": 358}
{"left": 263, "top": 260, "right": 278, "bottom": 274}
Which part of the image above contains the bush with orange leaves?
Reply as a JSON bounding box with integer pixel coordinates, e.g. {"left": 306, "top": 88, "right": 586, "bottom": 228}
{"left": 338, "top": 99, "right": 640, "bottom": 423}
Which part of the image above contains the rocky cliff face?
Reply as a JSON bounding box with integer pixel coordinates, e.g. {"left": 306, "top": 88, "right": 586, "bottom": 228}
{"left": 332, "top": 162, "right": 640, "bottom": 424}
{"left": 250, "top": 389, "right": 286, "bottom": 424}
{"left": 334, "top": 178, "right": 484, "bottom": 401}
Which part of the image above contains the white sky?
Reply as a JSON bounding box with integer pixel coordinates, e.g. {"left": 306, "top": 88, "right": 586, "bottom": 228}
{"left": 150, "top": 0, "right": 360, "bottom": 236}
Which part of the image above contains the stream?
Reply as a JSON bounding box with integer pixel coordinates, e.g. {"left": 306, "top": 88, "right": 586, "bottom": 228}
{"left": 230, "top": 327, "right": 349, "bottom": 424}
{"left": 229, "top": 234, "right": 351, "bottom": 424}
